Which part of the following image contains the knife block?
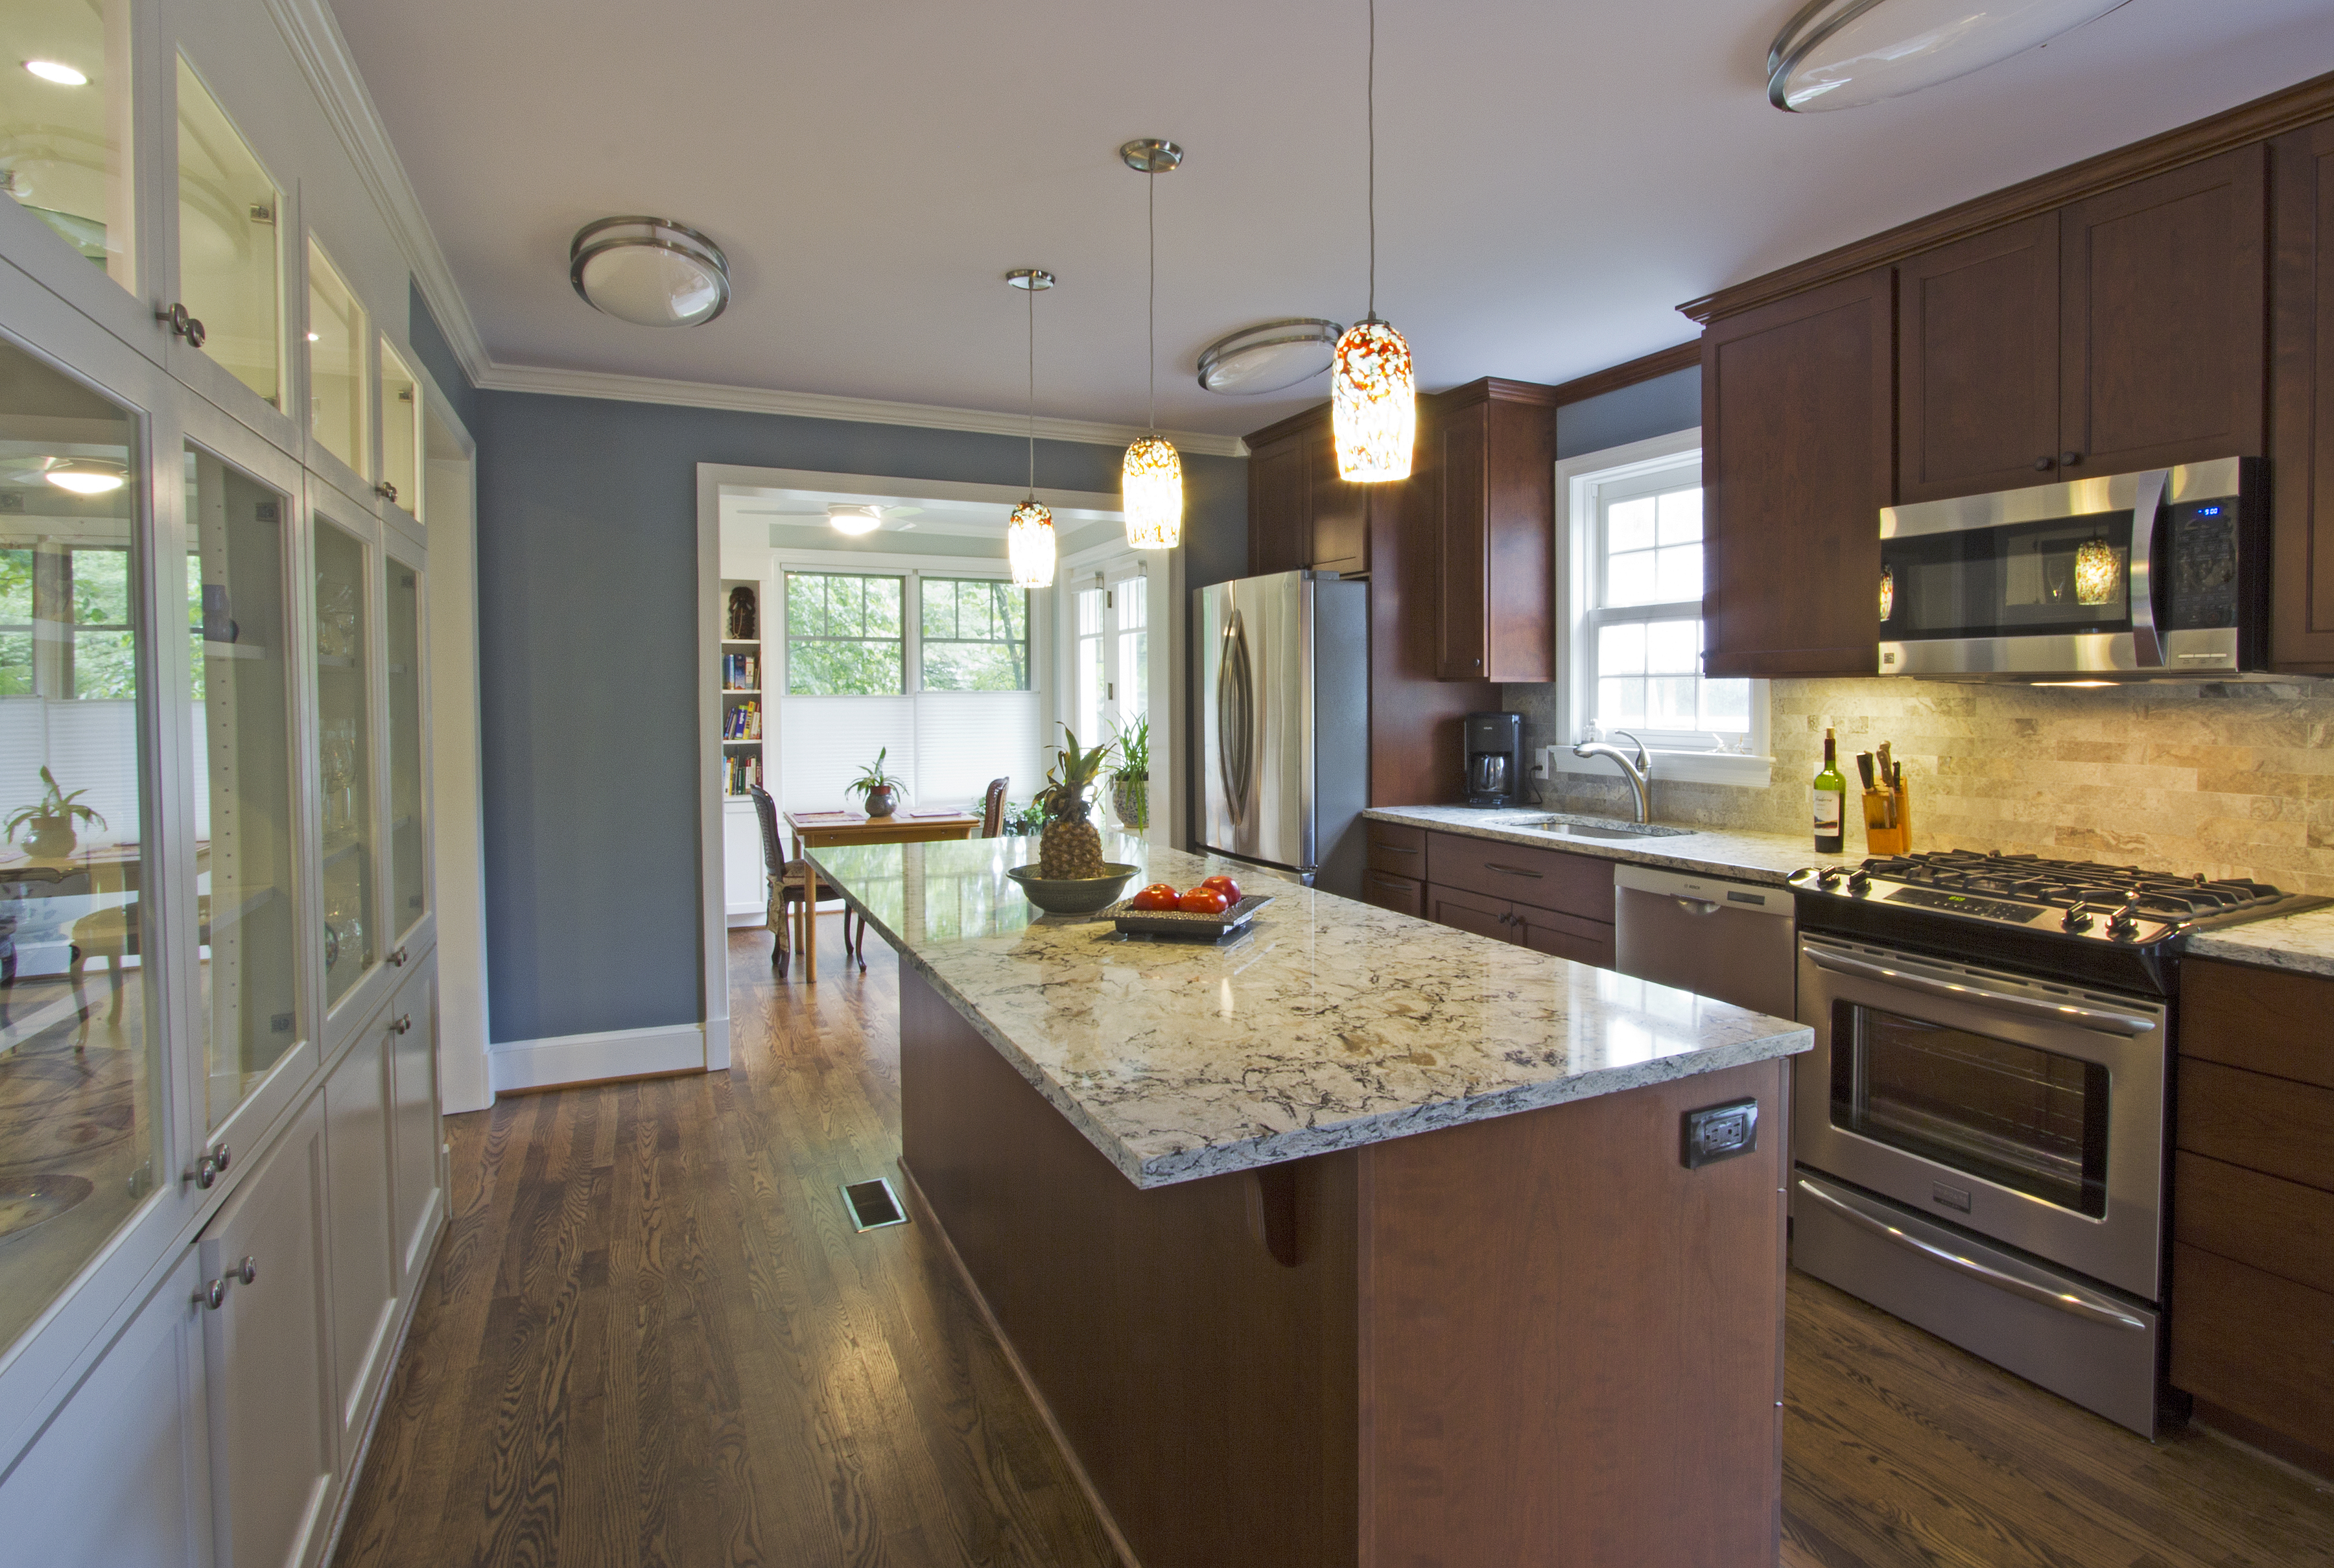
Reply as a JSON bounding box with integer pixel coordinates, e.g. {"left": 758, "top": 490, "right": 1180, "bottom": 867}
{"left": 1863, "top": 786, "right": 1911, "bottom": 856}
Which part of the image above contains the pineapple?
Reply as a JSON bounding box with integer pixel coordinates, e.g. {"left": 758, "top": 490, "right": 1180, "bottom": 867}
{"left": 1037, "top": 728, "right": 1114, "bottom": 878}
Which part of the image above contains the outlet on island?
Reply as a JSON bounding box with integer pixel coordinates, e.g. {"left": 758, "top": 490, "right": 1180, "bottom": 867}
{"left": 1681, "top": 1097, "right": 1760, "bottom": 1169}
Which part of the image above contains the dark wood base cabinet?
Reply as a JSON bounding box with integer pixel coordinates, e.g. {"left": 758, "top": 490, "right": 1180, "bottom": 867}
{"left": 898, "top": 967, "right": 1788, "bottom": 1568}
{"left": 2171, "top": 959, "right": 2334, "bottom": 1479}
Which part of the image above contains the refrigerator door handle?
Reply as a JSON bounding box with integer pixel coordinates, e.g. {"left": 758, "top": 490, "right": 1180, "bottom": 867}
{"left": 1218, "top": 609, "right": 1254, "bottom": 828}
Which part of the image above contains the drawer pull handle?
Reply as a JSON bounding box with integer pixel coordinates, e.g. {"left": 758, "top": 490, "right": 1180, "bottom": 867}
{"left": 1485, "top": 862, "right": 1543, "bottom": 879}
{"left": 1374, "top": 843, "right": 1419, "bottom": 856}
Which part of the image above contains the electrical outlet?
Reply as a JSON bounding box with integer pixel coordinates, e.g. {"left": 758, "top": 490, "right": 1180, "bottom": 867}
{"left": 1681, "top": 1098, "right": 1759, "bottom": 1169}
{"left": 1533, "top": 745, "right": 1560, "bottom": 780}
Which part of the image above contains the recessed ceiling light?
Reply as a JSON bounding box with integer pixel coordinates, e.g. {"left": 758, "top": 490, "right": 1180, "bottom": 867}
{"left": 1768, "top": 0, "right": 2130, "bottom": 113}
{"left": 1197, "top": 320, "right": 1343, "bottom": 395}
{"left": 23, "top": 60, "right": 88, "bottom": 86}
{"left": 569, "top": 216, "right": 729, "bottom": 328}
{"left": 828, "top": 504, "right": 882, "bottom": 536}
{"left": 44, "top": 459, "right": 127, "bottom": 495}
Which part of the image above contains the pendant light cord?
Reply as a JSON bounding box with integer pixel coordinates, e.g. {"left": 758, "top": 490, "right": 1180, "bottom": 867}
{"left": 1026, "top": 279, "right": 1037, "bottom": 497}
{"left": 1148, "top": 167, "right": 1158, "bottom": 432}
{"left": 1366, "top": 0, "right": 1377, "bottom": 322}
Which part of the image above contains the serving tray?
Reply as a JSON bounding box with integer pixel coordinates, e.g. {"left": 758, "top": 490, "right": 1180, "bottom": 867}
{"left": 1102, "top": 893, "right": 1274, "bottom": 939}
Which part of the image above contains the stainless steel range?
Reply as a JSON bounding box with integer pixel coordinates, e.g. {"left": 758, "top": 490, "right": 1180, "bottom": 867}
{"left": 1788, "top": 850, "right": 2320, "bottom": 1436}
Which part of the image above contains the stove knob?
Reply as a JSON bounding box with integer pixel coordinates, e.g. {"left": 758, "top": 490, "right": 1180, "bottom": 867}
{"left": 1817, "top": 865, "right": 1845, "bottom": 887}
{"left": 1848, "top": 869, "right": 1872, "bottom": 895}
{"left": 2063, "top": 905, "right": 2094, "bottom": 933}
{"left": 2107, "top": 899, "right": 2141, "bottom": 938}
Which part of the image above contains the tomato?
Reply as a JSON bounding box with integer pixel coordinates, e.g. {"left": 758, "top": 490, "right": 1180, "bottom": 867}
{"left": 1199, "top": 874, "right": 1244, "bottom": 906}
{"left": 1177, "top": 886, "right": 1231, "bottom": 915}
{"left": 1129, "top": 883, "right": 1181, "bottom": 912}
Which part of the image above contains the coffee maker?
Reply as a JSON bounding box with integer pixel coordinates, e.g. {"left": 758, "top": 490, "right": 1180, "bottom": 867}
{"left": 1463, "top": 712, "right": 1524, "bottom": 807}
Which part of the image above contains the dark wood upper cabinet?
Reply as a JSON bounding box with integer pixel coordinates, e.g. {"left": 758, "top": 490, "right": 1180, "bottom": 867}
{"left": 2271, "top": 116, "right": 2334, "bottom": 672}
{"left": 1244, "top": 408, "right": 1371, "bottom": 579}
{"left": 1898, "top": 215, "right": 2060, "bottom": 502}
{"left": 1247, "top": 428, "right": 1310, "bottom": 576}
{"left": 1431, "top": 380, "right": 1556, "bottom": 683}
{"left": 1702, "top": 269, "right": 1895, "bottom": 680}
{"left": 2060, "top": 146, "right": 2267, "bottom": 476}
{"left": 1306, "top": 418, "right": 1370, "bottom": 576}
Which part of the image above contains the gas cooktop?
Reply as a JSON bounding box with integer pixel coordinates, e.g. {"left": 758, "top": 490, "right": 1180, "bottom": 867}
{"left": 1787, "top": 848, "right": 2323, "bottom": 995}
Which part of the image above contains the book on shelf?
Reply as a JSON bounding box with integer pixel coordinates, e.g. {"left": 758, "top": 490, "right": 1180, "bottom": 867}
{"left": 722, "top": 698, "right": 762, "bottom": 740}
{"left": 722, "top": 651, "right": 762, "bottom": 691}
{"left": 725, "top": 753, "right": 764, "bottom": 797}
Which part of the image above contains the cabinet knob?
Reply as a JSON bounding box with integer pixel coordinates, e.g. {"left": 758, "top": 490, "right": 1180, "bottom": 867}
{"left": 390, "top": 1014, "right": 414, "bottom": 1035}
{"left": 192, "top": 1154, "right": 221, "bottom": 1189}
{"left": 375, "top": 481, "right": 399, "bottom": 504}
{"left": 236, "top": 1255, "right": 257, "bottom": 1285}
{"left": 158, "top": 302, "right": 207, "bottom": 348}
{"left": 1472, "top": 658, "right": 1481, "bottom": 668}
{"left": 213, "top": 1143, "right": 230, "bottom": 1174}
{"left": 2060, "top": 451, "right": 2083, "bottom": 468}
{"left": 388, "top": 946, "right": 409, "bottom": 967}
{"left": 2033, "top": 456, "right": 2055, "bottom": 471}
{"left": 198, "top": 1278, "right": 226, "bottom": 1311}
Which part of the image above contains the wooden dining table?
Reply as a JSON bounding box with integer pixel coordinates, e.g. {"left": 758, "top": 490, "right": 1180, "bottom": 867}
{"left": 783, "top": 810, "right": 984, "bottom": 981}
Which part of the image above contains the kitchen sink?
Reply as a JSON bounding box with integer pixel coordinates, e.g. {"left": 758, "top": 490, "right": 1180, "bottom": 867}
{"left": 1522, "top": 815, "right": 1697, "bottom": 841}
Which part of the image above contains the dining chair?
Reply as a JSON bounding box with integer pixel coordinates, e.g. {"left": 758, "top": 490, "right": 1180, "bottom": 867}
{"left": 749, "top": 786, "right": 812, "bottom": 977}
{"left": 981, "top": 777, "right": 1010, "bottom": 837}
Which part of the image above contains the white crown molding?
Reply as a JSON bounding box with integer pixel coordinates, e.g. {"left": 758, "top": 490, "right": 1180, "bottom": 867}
{"left": 263, "top": 0, "right": 492, "bottom": 384}
{"left": 475, "top": 362, "right": 1250, "bottom": 457}
{"left": 264, "top": 0, "right": 1249, "bottom": 459}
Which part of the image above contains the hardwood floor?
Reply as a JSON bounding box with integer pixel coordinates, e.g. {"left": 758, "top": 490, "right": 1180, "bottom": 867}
{"left": 334, "top": 920, "right": 2334, "bottom": 1568}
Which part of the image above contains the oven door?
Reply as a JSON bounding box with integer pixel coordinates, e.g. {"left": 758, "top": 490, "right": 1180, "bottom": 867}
{"left": 1795, "top": 937, "right": 2167, "bottom": 1301}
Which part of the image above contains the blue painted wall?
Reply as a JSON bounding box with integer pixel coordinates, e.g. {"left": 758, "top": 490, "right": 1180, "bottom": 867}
{"left": 470, "top": 387, "right": 1246, "bottom": 1044}
{"left": 1555, "top": 367, "right": 1699, "bottom": 459}
{"left": 406, "top": 281, "right": 480, "bottom": 435}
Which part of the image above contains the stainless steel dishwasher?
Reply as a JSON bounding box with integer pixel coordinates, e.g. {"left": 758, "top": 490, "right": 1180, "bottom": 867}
{"left": 1612, "top": 863, "right": 1797, "bottom": 1018}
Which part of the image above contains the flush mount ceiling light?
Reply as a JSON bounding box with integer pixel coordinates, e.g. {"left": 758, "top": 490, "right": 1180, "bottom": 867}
{"left": 828, "top": 504, "right": 883, "bottom": 536}
{"left": 1006, "top": 268, "right": 1058, "bottom": 590}
{"left": 569, "top": 216, "right": 730, "bottom": 327}
{"left": 1331, "top": 0, "right": 1415, "bottom": 482}
{"left": 23, "top": 60, "right": 88, "bottom": 86}
{"left": 1767, "top": 0, "right": 2131, "bottom": 113}
{"left": 43, "top": 458, "right": 126, "bottom": 495}
{"left": 1197, "top": 319, "right": 1345, "bottom": 395}
{"left": 1120, "top": 138, "right": 1184, "bottom": 551}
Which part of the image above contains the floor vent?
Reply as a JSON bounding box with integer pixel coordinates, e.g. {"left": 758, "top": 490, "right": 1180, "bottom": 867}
{"left": 841, "top": 1177, "right": 909, "bottom": 1232}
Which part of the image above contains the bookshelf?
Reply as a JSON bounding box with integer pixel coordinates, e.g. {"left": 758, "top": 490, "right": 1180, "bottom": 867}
{"left": 721, "top": 578, "right": 765, "bottom": 799}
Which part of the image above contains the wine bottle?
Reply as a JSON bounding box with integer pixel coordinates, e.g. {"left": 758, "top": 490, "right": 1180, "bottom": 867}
{"left": 1812, "top": 727, "right": 1846, "bottom": 854}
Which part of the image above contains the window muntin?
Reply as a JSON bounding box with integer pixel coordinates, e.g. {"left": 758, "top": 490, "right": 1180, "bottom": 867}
{"left": 0, "top": 340, "right": 161, "bottom": 1354}
{"left": 0, "top": 0, "right": 136, "bottom": 291}
{"left": 1584, "top": 468, "right": 1749, "bottom": 747}
{"left": 785, "top": 571, "right": 903, "bottom": 696}
{"left": 919, "top": 577, "right": 1029, "bottom": 691}
{"left": 306, "top": 241, "right": 367, "bottom": 476}
{"left": 176, "top": 55, "right": 280, "bottom": 408}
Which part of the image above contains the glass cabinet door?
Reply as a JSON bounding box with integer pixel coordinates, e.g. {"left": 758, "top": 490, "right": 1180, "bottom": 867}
{"left": 377, "top": 339, "right": 419, "bottom": 519}
{"left": 0, "top": 336, "right": 162, "bottom": 1353}
{"left": 174, "top": 55, "right": 279, "bottom": 410}
{"left": 305, "top": 242, "right": 366, "bottom": 479}
{"left": 314, "top": 517, "right": 372, "bottom": 1006}
{"left": 0, "top": 0, "right": 137, "bottom": 293}
{"left": 386, "top": 551, "right": 424, "bottom": 941}
{"left": 185, "top": 443, "right": 300, "bottom": 1133}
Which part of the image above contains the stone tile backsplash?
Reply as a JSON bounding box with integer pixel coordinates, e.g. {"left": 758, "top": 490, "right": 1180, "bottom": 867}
{"left": 1504, "top": 678, "right": 2334, "bottom": 894}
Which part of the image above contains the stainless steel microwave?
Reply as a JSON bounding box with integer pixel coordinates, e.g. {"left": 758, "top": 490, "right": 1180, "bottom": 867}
{"left": 1878, "top": 457, "right": 2265, "bottom": 680}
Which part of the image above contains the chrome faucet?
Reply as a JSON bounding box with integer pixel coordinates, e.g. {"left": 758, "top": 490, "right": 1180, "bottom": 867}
{"left": 1572, "top": 731, "right": 1653, "bottom": 823}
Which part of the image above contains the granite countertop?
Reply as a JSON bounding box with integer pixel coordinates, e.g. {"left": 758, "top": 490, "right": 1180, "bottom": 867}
{"left": 808, "top": 834, "right": 1810, "bottom": 1190}
{"left": 2187, "top": 904, "right": 2334, "bottom": 978}
{"left": 1363, "top": 804, "right": 1822, "bottom": 885}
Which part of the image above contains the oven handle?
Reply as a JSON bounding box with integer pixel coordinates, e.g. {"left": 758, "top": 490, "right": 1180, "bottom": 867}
{"left": 1797, "top": 1180, "right": 2148, "bottom": 1331}
{"left": 1803, "top": 946, "right": 2158, "bottom": 1036}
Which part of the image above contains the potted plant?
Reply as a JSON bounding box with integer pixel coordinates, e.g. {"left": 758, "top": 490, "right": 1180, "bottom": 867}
{"left": 1035, "top": 727, "right": 1115, "bottom": 878}
{"left": 5, "top": 766, "right": 106, "bottom": 858}
{"left": 1107, "top": 715, "right": 1149, "bottom": 833}
{"left": 847, "top": 747, "right": 907, "bottom": 818}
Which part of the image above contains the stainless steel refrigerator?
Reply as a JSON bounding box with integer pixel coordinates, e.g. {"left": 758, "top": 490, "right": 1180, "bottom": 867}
{"left": 1196, "top": 570, "right": 1368, "bottom": 898}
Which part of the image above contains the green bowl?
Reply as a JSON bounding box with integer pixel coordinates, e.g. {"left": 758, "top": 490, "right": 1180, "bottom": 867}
{"left": 1006, "top": 863, "right": 1140, "bottom": 915}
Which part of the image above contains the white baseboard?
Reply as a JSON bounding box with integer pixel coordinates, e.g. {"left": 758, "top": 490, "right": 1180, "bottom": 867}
{"left": 488, "top": 1022, "right": 708, "bottom": 1093}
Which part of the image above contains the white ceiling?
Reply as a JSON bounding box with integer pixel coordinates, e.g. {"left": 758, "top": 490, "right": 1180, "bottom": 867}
{"left": 329, "top": 0, "right": 2334, "bottom": 440}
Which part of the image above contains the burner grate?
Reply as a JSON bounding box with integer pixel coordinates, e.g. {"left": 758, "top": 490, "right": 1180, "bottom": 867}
{"left": 1859, "top": 850, "right": 2289, "bottom": 920}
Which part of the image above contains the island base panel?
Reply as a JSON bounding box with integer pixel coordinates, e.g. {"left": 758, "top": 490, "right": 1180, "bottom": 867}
{"left": 899, "top": 967, "right": 1786, "bottom": 1568}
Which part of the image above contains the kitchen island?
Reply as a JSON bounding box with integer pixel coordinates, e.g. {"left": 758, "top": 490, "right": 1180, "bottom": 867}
{"left": 810, "top": 834, "right": 1812, "bottom": 1568}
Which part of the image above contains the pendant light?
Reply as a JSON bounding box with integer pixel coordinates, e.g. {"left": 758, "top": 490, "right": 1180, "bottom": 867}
{"left": 1120, "top": 137, "right": 1183, "bottom": 550}
{"left": 1331, "top": 0, "right": 1415, "bottom": 483}
{"left": 2073, "top": 533, "right": 2120, "bottom": 606}
{"left": 1006, "top": 268, "right": 1058, "bottom": 589}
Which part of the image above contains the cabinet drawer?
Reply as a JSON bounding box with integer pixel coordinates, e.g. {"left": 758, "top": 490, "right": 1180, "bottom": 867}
{"left": 2170, "top": 1243, "right": 2334, "bottom": 1465}
{"left": 1362, "top": 869, "right": 1425, "bottom": 920}
{"left": 1367, "top": 821, "right": 1428, "bottom": 876}
{"left": 1425, "top": 833, "right": 1612, "bottom": 921}
{"left": 2180, "top": 959, "right": 2334, "bottom": 1090}
{"left": 1426, "top": 882, "right": 1515, "bottom": 945}
{"left": 2174, "top": 1152, "right": 2334, "bottom": 1296}
{"left": 1513, "top": 904, "right": 1615, "bottom": 969}
{"left": 2177, "top": 1059, "right": 2334, "bottom": 1193}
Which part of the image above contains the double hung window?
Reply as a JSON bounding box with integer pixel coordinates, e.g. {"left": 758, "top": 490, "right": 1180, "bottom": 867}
{"left": 1071, "top": 563, "right": 1147, "bottom": 749}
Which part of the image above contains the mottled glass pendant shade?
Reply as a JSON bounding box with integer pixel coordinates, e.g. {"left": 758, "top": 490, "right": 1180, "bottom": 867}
{"left": 1008, "top": 500, "right": 1057, "bottom": 587}
{"left": 1332, "top": 318, "right": 1415, "bottom": 482}
{"left": 2073, "top": 537, "right": 2120, "bottom": 606}
{"left": 1122, "top": 436, "right": 1183, "bottom": 549}
{"left": 1878, "top": 565, "right": 1895, "bottom": 622}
